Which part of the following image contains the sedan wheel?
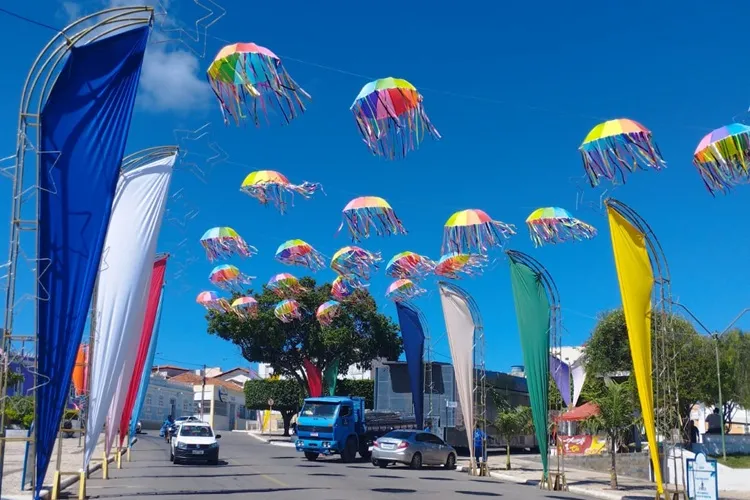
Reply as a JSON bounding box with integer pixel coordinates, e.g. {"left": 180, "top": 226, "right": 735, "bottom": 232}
{"left": 409, "top": 453, "right": 422, "bottom": 470}
{"left": 445, "top": 453, "right": 456, "bottom": 470}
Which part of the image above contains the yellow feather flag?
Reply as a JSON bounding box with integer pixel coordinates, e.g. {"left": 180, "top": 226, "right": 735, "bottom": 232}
{"left": 607, "top": 206, "right": 664, "bottom": 494}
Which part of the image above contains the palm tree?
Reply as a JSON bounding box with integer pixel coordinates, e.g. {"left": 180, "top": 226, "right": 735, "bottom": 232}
{"left": 495, "top": 405, "right": 533, "bottom": 470}
{"left": 583, "top": 380, "right": 635, "bottom": 489}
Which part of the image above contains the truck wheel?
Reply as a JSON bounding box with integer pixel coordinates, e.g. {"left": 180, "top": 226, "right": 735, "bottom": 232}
{"left": 304, "top": 452, "right": 319, "bottom": 461}
{"left": 409, "top": 452, "right": 422, "bottom": 470}
{"left": 358, "top": 442, "right": 372, "bottom": 460}
{"left": 341, "top": 437, "right": 357, "bottom": 463}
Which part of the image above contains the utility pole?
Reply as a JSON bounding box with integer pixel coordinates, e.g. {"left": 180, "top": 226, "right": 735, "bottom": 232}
{"left": 200, "top": 365, "right": 206, "bottom": 421}
{"left": 713, "top": 334, "right": 727, "bottom": 460}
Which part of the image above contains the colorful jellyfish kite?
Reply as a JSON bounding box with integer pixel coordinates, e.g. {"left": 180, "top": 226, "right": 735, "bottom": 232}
{"left": 386, "top": 279, "right": 426, "bottom": 302}
{"left": 579, "top": 118, "right": 665, "bottom": 187}
{"left": 196, "top": 291, "right": 230, "bottom": 312}
{"left": 207, "top": 42, "right": 311, "bottom": 127}
{"left": 330, "top": 246, "right": 382, "bottom": 279}
{"left": 240, "top": 170, "right": 322, "bottom": 214}
{"left": 267, "top": 273, "right": 307, "bottom": 297}
{"left": 274, "top": 299, "right": 303, "bottom": 323}
{"left": 693, "top": 123, "right": 750, "bottom": 195}
{"left": 525, "top": 207, "right": 597, "bottom": 247}
{"left": 442, "top": 209, "right": 516, "bottom": 255}
{"left": 385, "top": 251, "right": 436, "bottom": 280}
{"left": 209, "top": 264, "right": 255, "bottom": 291}
{"left": 339, "top": 196, "right": 407, "bottom": 241}
{"left": 316, "top": 300, "right": 341, "bottom": 327}
{"left": 231, "top": 296, "right": 258, "bottom": 318}
{"left": 331, "top": 275, "right": 367, "bottom": 301}
{"left": 434, "top": 252, "right": 487, "bottom": 279}
{"left": 350, "top": 77, "right": 440, "bottom": 160}
{"left": 275, "top": 239, "right": 326, "bottom": 271}
{"left": 200, "top": 226, "right": 257, "bottom": 262}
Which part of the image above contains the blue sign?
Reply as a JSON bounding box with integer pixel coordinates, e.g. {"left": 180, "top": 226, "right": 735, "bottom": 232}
{"left": 686, "top": 452, "right": 718, "bottom": 500}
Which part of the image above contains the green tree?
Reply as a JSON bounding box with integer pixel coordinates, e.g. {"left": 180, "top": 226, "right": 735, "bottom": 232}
{"left": 705, "top": 329, "right": 750, "bottom": 431}
{"left": 207, "top": 277, "right": 402, "bottom": 395}
{"left": 583, "top": 309, "right": 714, "bottom": 425}
{"left": 3, "top": 395, "right": 34, "bottom": 429}
{"left": 494, "top": 405, "right": 533, "bottom": 470}
{"left": 244, "top": 379, "right": 303, "bottom": 436}
{"left": 583, "top": 380, "right": 636, "bottom": 489}
{"left": 334, "top": 379, "right": 374, "bottom": 409}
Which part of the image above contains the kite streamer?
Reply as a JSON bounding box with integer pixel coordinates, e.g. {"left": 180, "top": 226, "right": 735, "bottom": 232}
{"left": 331, "top": 275, "right": 367, "bottom": 301}
{"left": 274, "top": 299, "right": 303, "bottom": 323}
{"left": 316, "top": 300, "right": 341, "bottom": 327}
{"left": 209, "top": 264, "right": 254, "bottom": 291}
{"left": 330, "top": 246, "right": 382, "bottom": 279}
{"left": 207, "top": 42, "right": 311, "bottom": 127}
{"left": 350, "top": 77, "right": 440, "bottom": 160}
{"left": 275, "top": 239, "right": 326, "bottom": 271}
{"left": 339, "top": 196, "right": 407, "bottom": 241}
{"left": 267, "top": 273, "right": 307, "bottom": 297}
{"left": 579, "top": 118, "right": 665, "bottom": 187}
{"left": 693, "top": 123, "right": 750, "bottom": 195}
{"left": 385, "top": 251, "right": 435, "bottom": 280}
{"left": 200, "top": 226, "right": 257, "bottom": 261}
{"left": 386, "top": 279, "right": 426, "bottom": 302}
{"left": 434, "top": 252, "right": 486, "bottom": 279}
{"left": 525, "top": 207, "right": 597, "bottom": 247}
{"left": 231, "top": 296, "right": 258, "bottom": 318}
{"left": 442, "top": 209, "right": 515, "bottom": 255}
{"left": 196, "top": 291, "right": 230, "bottom": 312}
{"left": 240, "top": 170, "right": 322, "bottom": 214}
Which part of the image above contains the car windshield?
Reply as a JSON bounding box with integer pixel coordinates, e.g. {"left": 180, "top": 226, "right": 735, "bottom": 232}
{"left": 180, "top": 426, "right": 213, "bottom": 437}
{"left": 301, "top": 402, "right": 338, "bottom": 418}
{"left": 384, "top": 431, "right": 414, "bottom": 440}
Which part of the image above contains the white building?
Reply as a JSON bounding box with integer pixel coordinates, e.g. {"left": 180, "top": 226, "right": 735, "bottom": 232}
{"left": 139, "top": 376, "right": 194, "bottom": 428}
{"left": 257, "top": 362, "right": 374, "bottom": 380}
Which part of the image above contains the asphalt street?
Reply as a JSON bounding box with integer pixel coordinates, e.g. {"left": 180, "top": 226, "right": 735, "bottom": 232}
{"left": 78, "top": 433, "right": 590, "bottom": 499}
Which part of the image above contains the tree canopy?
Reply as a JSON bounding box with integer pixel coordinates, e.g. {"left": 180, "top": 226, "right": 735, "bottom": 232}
{"left": 245, "top": 378, "right": 304, "bottom": 436}
{"left": 207, "top": 277, "right": 402, "bottom": 394}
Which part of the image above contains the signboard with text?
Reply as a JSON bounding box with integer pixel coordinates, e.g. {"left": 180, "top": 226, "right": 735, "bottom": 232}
{"left": 687, "top": 453, "right": 718, "bottom": 500}
{"left": 559, "top": 435, "right": 607, "bottom": 455}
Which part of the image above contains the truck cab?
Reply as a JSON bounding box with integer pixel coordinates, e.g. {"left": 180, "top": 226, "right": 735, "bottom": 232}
{"left": 294, "top": 396, "right": 370, "bottom": 462}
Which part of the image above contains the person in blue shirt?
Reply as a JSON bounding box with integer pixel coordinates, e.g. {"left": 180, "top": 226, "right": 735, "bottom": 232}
{"left": 473, "top": 426, "right": 486, "bottom": 463}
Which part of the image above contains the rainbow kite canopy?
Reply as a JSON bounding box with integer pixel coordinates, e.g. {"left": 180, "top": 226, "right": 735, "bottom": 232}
{"left": 275, "top": 239, "right": 326, "bottom": 271}
{"left": 330, "top": 246, "right": 382, "bottom": 279}
{"left": 200, "top": 226, "right": 257, "bottom": 262}
{"left": 385, "top": 278, "right": 426, "bottom": 302}
{"left": 267, "top": 272, "right": 306, "bottom": 297}
{"left": 525, "top": 207, "right": 597, "bottom": 247}
{"left": 316, "top": 300, "right": 341, "bottom": 327}
{"left": 693, "top": 123, "right": 750, "bottom": 195}
{"left": 209, "top": 264, "right": 254, "bottom": 290}
{"left": 434, "top": 252, "right": 486, "bottom": 279}
{"left": 231, "top": 296, "right": 258, "bottom": 318}
{"left": 579, "top": 118, "right": 665, "bottom": 187}
{"left": 442, "top": 209, "right": 515, "bottom": 255}
{"left": 385, "top": 251, "right": 435, "bottom": 279}
{"left": 196, "top": 291, "right": 229, "bottom": 312}
{"left": 331, "top": 275, "right": 366, "bottom": 301}
{"left": 274, "top": 299, "right": 303, "bottom": 323}
{"left": 240, "top": 169, "right": 322, "bottom": 214}
{"left": 350, "top": 77, "right": 440, "bottom": 160}
{"left": 207, "top": 42, "right": 311, "bottom": 127}
{"left": 339, "top": 196, "right": 407, "bottom": 241}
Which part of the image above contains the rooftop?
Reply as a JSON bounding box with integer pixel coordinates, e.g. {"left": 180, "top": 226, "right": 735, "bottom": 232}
{"left": 170, "top": 372, "right": 245, "bottom": 392}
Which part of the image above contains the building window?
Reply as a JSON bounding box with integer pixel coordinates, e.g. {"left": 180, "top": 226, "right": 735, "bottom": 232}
{"left": 158, "top": 395, "right": 164, "bottom": 407}
{"left": 214, "top": 401, "right": 228, "bottom": 416}
{"left": 238, "top": 405, "right": 247, "bottom": 419}
{"left": 146, "top": 394, "right": 152, "bottom": 406}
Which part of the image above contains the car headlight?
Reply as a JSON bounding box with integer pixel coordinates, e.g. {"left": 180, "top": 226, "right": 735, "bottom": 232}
{"left": 209, "top": 442, "right": 219, "bottom": 448}
{"left": 176, "top": 442, "right": 187, "bottom": 449}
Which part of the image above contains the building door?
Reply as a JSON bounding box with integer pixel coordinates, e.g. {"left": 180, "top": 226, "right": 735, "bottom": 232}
{"left": 170, "top": 398, "right": 176, "bottom": 418}
{"left": 229, "top": 403, "right": 236, "bottom": 429}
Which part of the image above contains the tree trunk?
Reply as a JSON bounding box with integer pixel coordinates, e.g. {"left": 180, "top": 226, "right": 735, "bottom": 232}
{"left": 609, "top": 432, "right": 618, "bottom": 489}
{"left": 506, "top": 435, "right": 512, "bottom": 470}
{"left": 281, "top": 410, "right": 295, "bottom": 437}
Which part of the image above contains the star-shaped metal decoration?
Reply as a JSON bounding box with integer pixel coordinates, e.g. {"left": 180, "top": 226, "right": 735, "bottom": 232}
{"left": 154, "top": 0, "right": 227, "bottom": 58}
{"left": 173, "top": 122, "right": 229, "bottom": 184}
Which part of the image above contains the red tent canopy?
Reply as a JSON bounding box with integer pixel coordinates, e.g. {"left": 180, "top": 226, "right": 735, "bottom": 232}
{"left": 556, "top": 401, "right": 600, "bottom": 422}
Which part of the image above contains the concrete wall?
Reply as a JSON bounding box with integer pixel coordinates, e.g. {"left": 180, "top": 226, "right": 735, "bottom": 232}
{"left": 565, "top": 453, "right": 651, "bottom": 480}
{"left": 699, "top": 434, "right": 750, "bottom": 456}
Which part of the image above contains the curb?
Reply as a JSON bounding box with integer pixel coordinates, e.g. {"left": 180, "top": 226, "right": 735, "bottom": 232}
{"left": 457, "top": 465, "right": 532, "bottom": 485}
{"left": 39, "top": 437, "right": 138, "bottom": 499}
{"left": 246, "top": 432, "right": 296, "bottom": 448}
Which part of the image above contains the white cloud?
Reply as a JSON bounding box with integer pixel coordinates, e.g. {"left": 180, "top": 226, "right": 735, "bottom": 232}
{"left": 56, "top": 0, "right": 212, "bottom": 114}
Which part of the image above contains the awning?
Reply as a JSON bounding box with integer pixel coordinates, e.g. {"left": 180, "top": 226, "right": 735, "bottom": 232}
{"left": 556, "top": 402, "right": 600, "bottom": 422}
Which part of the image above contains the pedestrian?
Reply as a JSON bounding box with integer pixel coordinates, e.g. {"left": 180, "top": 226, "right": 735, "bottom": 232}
{"left": 706, "top": 408, "right": 722, "bottom": 434}
{"left": 473, "top": 426, "right": 486, "bottom": 464}
{"left": 687, "top": 419, "right": 700, "bottom": 451}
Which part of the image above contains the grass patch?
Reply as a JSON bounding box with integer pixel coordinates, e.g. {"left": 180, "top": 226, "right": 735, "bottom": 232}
{"left": 715, "top": 455, "right": 750, "bottom": 469}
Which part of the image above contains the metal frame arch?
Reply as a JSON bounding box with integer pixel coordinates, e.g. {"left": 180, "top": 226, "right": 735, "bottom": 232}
{"left": 121, "top": 145, "right": 180, "bottom": 173}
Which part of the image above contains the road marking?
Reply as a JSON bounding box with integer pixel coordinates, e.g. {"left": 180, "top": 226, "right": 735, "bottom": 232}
{"left": 261, "top": 473, "right": 288, "bottom": 487}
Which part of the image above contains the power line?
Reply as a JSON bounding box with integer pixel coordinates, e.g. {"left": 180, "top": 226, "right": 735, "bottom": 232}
{"left": 0, "top": 7, "right": 63, "bottom": 34}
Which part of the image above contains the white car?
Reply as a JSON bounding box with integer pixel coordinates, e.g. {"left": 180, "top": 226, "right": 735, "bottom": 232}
{"left": 170, "top": 422, "right": 221, "bottom": 465}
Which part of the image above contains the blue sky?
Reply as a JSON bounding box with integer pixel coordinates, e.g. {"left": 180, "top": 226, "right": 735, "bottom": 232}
{"left": 1, "top": 0, "right": 750, "bottom": 375}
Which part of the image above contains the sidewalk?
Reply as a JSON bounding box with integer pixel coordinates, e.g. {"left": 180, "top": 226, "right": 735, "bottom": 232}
{"left": 240, "top": 430, "right": 295, "bottom": 448}
{"left": 457, "top": 454, "right": 750, "bottom": 500}
{"left": 2, "top": 434, "right": 115, "bottom": 500}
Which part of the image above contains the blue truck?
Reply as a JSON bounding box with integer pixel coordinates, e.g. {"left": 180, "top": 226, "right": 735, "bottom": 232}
{"left": 294, "top": 396, "right": 415, "bottom": 462}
